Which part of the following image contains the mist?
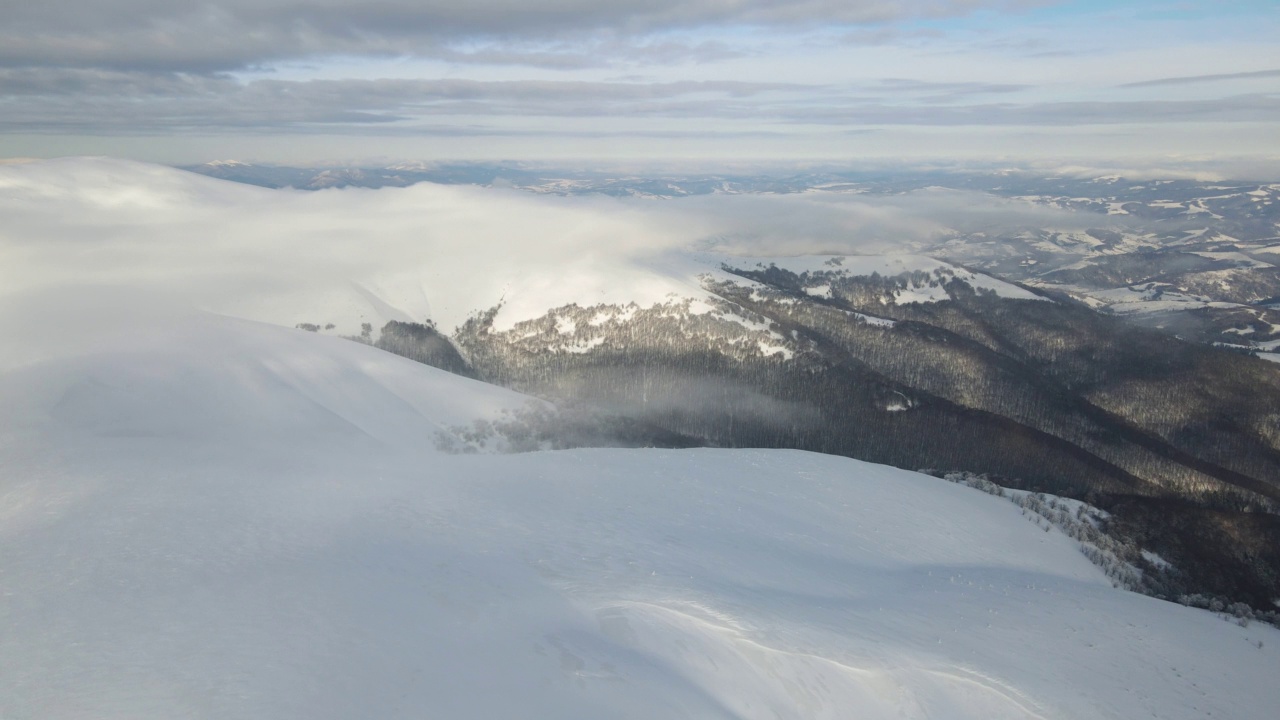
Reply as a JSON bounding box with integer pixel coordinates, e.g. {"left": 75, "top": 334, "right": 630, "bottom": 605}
{"left": 0, "top": 157, "right": 1114, "bottom": 367}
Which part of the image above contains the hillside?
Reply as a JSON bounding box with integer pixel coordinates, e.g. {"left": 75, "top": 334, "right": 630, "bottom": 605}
{"left": 2, "top": 305, "right": 1277, "bottom": 719}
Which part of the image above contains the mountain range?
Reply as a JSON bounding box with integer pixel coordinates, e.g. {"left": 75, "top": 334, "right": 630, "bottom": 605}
{"left": 184, "top": 161, "right": 1280, "bottom": 613}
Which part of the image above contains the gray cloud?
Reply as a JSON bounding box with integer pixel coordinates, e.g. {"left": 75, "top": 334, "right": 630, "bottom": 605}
{"left": 877, "top": 78, "right": 1027, "bottom": 92}
{"left": 874, "top": 78, "right": 1032, "bottom": 103}
{"left": 837, "top": 26, "right": 947, "bottom": 46}
{"left": 771, "top": 93, "right": 1280, "bottom": 126}
{"left": 430, "top": 39, "right": 747, "bottom": 71}
{"left": 0, "top": 1, "right": 1038, "bottom": 72}
{"left": 0, "top": 72, "right": 813, "bottom": 132}
{"left": 3, "top": 71, "right": 1273, "bottom": 136}
{"left": 1120, "top": 68, "right": 1280, "bottom": 88}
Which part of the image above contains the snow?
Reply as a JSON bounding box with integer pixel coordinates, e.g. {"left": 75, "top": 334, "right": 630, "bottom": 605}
{"left": 716, "top": 254, "right": 1045, "bottom": 304}
{"left": 756, "top": 340, "right": 794, "bottom": 359}
{"left": 851, "top": 310, "right": 898, "bottom": 328}
{"left": 1069, "top": 284, "right": 1258, "bottom": 316}
{"left": 0, "top": 308, "right": 534, "bottom": 452}
{"left": 554, "top": 315, "right": 578, "bottom": 335}
{"left": 895, "top": 284, "right": 952, "bottom": 304}
{"left": 2, "top": 309, "right": 1278, "bottom": 719}
{"left": 1183, "top": 202, "right": 1222, "bottom": 219}
{"left": 885, "top": 391, "right": 914, "bottom": 411}
{"left": 585, "top": 304, "right": 639, "bottom": 326}
{"left": 3, "top": 158, "right": 1279, "bottom": 719}
{"left": 1189, "top": 251, "right": 1274, "bottom": 269}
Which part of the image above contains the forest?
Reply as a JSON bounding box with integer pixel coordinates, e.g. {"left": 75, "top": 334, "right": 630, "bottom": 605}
{"left": 377, "top": 265, "right": 1280, "bottom": 619}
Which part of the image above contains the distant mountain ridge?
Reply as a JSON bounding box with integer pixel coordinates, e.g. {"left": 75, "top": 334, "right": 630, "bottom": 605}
{"left": 187, "top": 160, "right": 1280, "bottom": 354}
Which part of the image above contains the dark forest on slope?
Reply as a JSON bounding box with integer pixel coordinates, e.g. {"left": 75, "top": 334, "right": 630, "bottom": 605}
{"left": 372, "top": 264, "right": 1280, "bottom": 620}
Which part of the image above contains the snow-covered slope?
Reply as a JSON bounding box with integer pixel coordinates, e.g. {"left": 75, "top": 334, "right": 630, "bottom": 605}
{"left": 1, "top": 307, "right": 1277, "bottom": 719}
{"left": 3, "top": 158, "right": 1278, "bottom": 718}
{"left": 0, "top": 311, "right": 532, "bottom": 454}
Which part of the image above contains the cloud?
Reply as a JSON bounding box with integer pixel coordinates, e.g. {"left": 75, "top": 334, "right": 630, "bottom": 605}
{"left": 771, "top": 93, "right": 1280, "bottom": 126}
{"left": 876, "top": 78, "right": 1030, "bottom": 93}
{"left": 433, "top": 37, "right": 749, "bottom": 70}
{"left": 4, "top": 71, "right": 1270, "bottom": 136}
{"left": 0, "top": 157, "right": 688, "bottom": 342}
{"left": 1, "top": 1, "right": 1039, "bottom": 72}
{"left": 1120, "top": 68, "right": 1280, "bottom": 88}
{"left": 0, "top": 157, "right": 1105, "bottom": 345}
{"left": 0, "top": 72, "right": 812, "bottom": 132}
{"left": 1, "top": 1, "right": 1272, "bottom": 164}
{"left": 872, "top": 78, "right": 1033, "bottom": 104}
{"left": 664, "top": 188, "right": 1121, "bottom": 256}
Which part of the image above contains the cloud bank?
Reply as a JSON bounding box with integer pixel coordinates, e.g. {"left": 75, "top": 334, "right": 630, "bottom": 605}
{"left": 0, "top": 158, "right": 1108, "bottom": 353}
{"left": 1, "top": 1, "right": 1276, "bottom": 163}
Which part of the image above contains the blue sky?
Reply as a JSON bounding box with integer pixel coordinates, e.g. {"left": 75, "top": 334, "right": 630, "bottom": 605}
{"left": 0, "top": 0, "right": 1276, "bottom": 169}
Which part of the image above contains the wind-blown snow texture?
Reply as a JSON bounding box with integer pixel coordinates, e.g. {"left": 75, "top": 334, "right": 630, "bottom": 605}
{"left": 1, "top": 159, "right": 1277, "bottom": 719}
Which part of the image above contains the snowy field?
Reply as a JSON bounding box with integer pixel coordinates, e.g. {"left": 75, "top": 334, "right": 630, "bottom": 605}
{"left": 1, "top": 159, "right": 1278, "bottom": 719}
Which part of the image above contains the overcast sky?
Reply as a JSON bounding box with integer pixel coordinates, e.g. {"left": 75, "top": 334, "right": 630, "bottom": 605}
{"left": 1, "top": 0, "right": 1277, "bottom": 166}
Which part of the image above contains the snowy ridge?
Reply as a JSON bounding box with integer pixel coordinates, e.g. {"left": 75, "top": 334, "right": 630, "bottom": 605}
{"left": 0, "top": 311, "right": 535, "bottom": 453}
{"left": 1, "top": 312, "right": 1277, "bottom": 718}
{"left": 714, "top": 253, "right": 1046, "bottom": 305}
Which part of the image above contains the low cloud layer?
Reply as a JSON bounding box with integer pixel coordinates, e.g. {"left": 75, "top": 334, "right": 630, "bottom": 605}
{"left": 673, "top": 188, "right": 1124, "bottom": 256}
{"left": 0, "top": 157, "right": 1113, "bottom": 356}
